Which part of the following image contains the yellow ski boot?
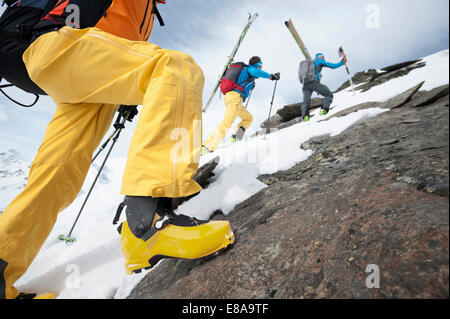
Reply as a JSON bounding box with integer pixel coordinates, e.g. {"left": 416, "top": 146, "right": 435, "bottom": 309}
{"left": 201, "top": 145, "right": 212, "bottom": 156}
{"left": 114, "top": 196, "right": 235, "bottom": 274}
{"left": 16, "top": 292, "right": 56, "bottom": 299}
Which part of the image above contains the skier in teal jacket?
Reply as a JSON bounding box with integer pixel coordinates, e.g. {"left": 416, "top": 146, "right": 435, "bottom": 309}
{"left": 202, "top": 56, "right": 280, "bottom": 153}
{"left": 233, "top": 59, "right": 273, "bottom": 101}
{"left": 301, "top": 53, "right": 345, "bottom": 121}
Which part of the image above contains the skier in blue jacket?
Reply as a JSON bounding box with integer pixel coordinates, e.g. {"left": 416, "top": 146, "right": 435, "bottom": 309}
{"left": 234, "top": 58, "right": 273, "bottom": 100}
{"left": 301, "top": 53, "right": 345, "bottom": 121}
{"left": 202, "top": 56, "right": 280, "bottom": 153}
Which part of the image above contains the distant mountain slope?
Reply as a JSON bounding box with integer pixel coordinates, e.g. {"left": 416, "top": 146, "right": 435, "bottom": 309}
{"left": 0, "top": 150, "right": 30, "bottom": 212}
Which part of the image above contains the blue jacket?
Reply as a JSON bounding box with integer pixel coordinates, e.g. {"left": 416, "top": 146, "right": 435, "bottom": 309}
{"left": 233, "top": 64, "right": 271, "bottom": 100}
{"left": 314, "top": 59, "right": 344, "bottom": 81}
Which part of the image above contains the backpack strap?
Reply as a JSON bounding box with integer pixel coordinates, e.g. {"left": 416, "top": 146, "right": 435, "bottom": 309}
{"left": 236, "top": 66, "right": 255, "bottom": 92}
{"left": 153, "top": 4, "right": 165, "bottom": 26}
{"left": 113, "top": 197, "right": 174, "bottom": 241}
{"left": 0, "top": 0, "right": 60, "bottom": 39}
{"left": 3, "top": 0, "right": 17, "bottom": 6}
{"left": 141, "top": 211, "right": 173, "bottom": 241}
{"left": 0, "top": 77, "right": 40, "bottom": 107}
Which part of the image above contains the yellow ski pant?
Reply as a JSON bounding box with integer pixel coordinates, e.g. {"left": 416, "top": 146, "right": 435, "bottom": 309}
{"left": 203, "top": 91, "right": 253, "bottom": 151}
{"left": 0, "top": 27, "right": 204, "bottom": 299}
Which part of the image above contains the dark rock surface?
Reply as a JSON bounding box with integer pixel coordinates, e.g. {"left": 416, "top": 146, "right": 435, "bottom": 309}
{"left": 336, "top": 69, "right": 380, "bottom": 92}
{"left": 323, "top": 102, "right": 381, "bottom": 121}
{"left": 381, "top": 60, "right": 422, "bottom": 72}
{"left": 260, "top": 114, "right": 283, "bottom": 129}
{"left": 383, "top": 82, "right": 425, "bottom": 109}
{"left": 172, "top": 156, "right": 220, "bottom": 209}
{"left": 276, "top": 98, "right": 324, "bottom": 122}
{"left": 128, "top": 83, "right": 449, "bottom": 299}
{"left": 405, "top": 84, "right": 449, "bottom": 108}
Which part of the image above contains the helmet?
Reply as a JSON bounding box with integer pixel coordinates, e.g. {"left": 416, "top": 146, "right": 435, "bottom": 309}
{"left": 315, "top": 53, "right": 325, "bottom": 60}
{"left": 249, "top": 56, "right": 263, "bottom": 68}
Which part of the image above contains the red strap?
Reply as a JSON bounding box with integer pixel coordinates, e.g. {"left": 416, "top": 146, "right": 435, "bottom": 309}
{"left": 46, "top": 0, "right": 70, "bottom": 17}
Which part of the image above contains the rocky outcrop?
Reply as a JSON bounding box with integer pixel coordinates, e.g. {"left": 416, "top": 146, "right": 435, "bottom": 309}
{"left": 172, "top": 157, "right": 219, "bottom": 209}
{"left": 276, "top": 98, "right": 324, "bottom": 122}
{"left": 406, "top": 84, "right": 450, "bottom": 108}
{"left": 335, "top": 69, "right": 380, "bottom": 92}
{"left": 128, "top": 78, "right": 449, "bottom": 299}
{"left": 260, "top": 59, "right": 429, "bottom": 133}
{"left": 336, "top": 59, "right": 426, "bottom": 93}
{"left": 324, "top": 83, "right": 449, "bottom": 123}
{"left": 260, "top": 114, "right": 283, "bottom": 129}
{"left": 381, "top": 59, "right": 422, "bottom": 72}
{"left": 258, "top": 81, "right": 447, "bottom": 137}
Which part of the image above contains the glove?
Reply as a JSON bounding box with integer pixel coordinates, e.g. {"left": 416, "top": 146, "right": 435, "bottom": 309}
{"left": 118, "top": 105, "right": 139, "bottom": 122}
{"left": 270, "top": 72, "right": 281, "bottom": 81}
{"left": 342, "top": 57, "right": 347, "bottom": 64}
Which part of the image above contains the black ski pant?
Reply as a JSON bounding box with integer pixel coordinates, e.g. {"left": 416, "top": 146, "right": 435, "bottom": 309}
{"left": 302, "top": 80, "right": 333, "bottom": 117}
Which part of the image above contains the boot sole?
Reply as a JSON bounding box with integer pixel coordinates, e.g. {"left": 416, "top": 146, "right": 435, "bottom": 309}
{"left": 131, "top": 241, "right": 235, "bottom": 274}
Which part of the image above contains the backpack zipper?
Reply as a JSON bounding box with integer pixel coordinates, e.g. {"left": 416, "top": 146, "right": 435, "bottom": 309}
{"left": 140, "top": 0, "right": 151, "bottom": 34}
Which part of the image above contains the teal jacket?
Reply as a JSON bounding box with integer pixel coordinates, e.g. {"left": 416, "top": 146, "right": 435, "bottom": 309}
{"left": 314, "top": 59, "right": 344, "bottom": 81}
{"left": 233, "top": 64, "right": 271, "bottom": 100}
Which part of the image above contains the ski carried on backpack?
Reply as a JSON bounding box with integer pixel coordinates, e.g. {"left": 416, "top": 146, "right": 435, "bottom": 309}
{"left": 284, "top": 19, "right": 311, "bottom": 60}
{"left": 338, "top": 46, "right": 355, "bottom": 95}
{"left": 202, "top": 13, "right": 259, "bottom": 113}
{"left": 285, "top": 19, "right": 316, "bottom": 85}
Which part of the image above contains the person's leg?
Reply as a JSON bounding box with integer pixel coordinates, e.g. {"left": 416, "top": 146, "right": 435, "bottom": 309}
{"left": 302, "top": 84, "right": 313, "bottom": 118}
{"left": 0, "top": 26, "right": 212, "bottom": 298}
{"left": 23, "top": 26, "right": 204, "bottom": 198}
{"left": 309, "top": 82, "right": 334, "bottom": 111}
{"left": 203, "top": 91, "right": 241, "bottom": 151}
{"left": 233, "top": 127, "right": 245, "bottom": 141}
{"left": 233, "top": 102, "right": 253, "bottom": 137}
{"left": 0, "top": 102, "right": 116, "bottom": 299}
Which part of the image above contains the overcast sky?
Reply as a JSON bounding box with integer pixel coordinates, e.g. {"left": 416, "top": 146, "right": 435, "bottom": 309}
{"left": 0, "top": 0, "right": 449, "bottom": 160}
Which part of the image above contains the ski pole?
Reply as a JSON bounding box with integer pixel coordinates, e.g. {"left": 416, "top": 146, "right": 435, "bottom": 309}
{"left": 264, "top": 80, "right": 279, "bottom": 139}
{"left": 91, "top": 105, "right": 138, "bottom": 163}
{"left": 338, "top": 46, "right": 355, "bottom": 95}
{"left": 58, "top": 107, "right": 134, "bottom": 243}
{"left": 91, "top": 128, "right": 119, "bottom": 163}
{"left": 245, "top": 88, "right": 254, "bottom": 109}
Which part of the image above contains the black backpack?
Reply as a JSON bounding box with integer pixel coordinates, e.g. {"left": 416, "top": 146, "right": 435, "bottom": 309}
{"left": 0, "top": 0, "right": 113, "bottom": 106}
{"left": 220, "top": 62, "right": 256, "bottom": 96}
